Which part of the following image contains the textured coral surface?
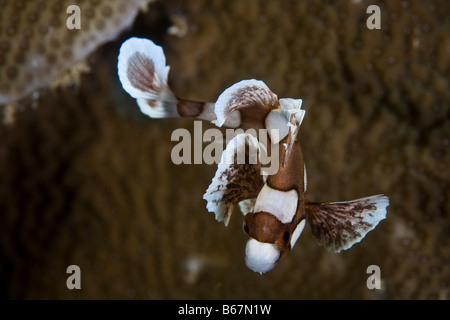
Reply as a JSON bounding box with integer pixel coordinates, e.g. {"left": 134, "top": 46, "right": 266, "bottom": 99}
{"left": 0, "top": 0, "right": 151, "bottom": 104}
{"left": 0, "top": 0, "right": 449, "bottom": 299}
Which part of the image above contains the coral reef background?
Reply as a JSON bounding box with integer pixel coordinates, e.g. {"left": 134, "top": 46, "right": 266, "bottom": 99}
{"left": 0, "top": 0, "right": 151, "bottom": 104}
{"left": 0, "top": 0, "right": 449, "bottom": 299}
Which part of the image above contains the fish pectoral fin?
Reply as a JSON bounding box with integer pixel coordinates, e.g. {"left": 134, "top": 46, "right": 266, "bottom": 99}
{"left": 305, "top": 195, "right": 389, "bottom": 252}
{"left": 203, "top": 133, "right": 265, "bottom": 226}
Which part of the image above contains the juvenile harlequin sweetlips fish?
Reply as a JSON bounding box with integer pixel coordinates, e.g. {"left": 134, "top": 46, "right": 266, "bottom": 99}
{"left": 118, "top": 37, "right": 390, "bottom": 274}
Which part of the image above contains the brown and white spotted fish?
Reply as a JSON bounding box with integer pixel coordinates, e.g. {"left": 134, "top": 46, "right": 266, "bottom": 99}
{"left": 118, "top": 38, "right": 389, "bottom": 274}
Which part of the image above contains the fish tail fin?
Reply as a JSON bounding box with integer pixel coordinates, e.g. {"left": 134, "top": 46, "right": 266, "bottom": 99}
{"left": 117, "top": 37, "right": 178, "bottom": 118}
{"left": 118, "top": 37, "right": 217, "bottom": 121}
{"left": 305, "top": 194, "right": 389, "bottom": 252}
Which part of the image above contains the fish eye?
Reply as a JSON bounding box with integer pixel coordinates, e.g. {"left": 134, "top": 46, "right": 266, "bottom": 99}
{"left": 283, "top": 231, "right": 290, "bottom": 243}
{"left": 243, "top": 222, "right": 249, "bottom": 234}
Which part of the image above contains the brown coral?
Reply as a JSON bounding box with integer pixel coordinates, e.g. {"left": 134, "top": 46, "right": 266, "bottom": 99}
{"left": 0, "top": 0, "right": 449, "bottom": 299}
{"left": 0, "top": 0, "right": 153, "bottom": 105}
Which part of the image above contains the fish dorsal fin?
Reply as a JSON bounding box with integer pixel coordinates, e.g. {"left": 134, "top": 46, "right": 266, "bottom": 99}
{"left": 203, "top": 133, "right": 266, "bottom": 226}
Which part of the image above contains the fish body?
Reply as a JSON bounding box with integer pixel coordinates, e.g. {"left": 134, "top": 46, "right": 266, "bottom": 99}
{"left": 244, "top": 136, "right": 307, "bottom": 273}
{"left": 118, "top": 38, "right": 390, "bottom": 274}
